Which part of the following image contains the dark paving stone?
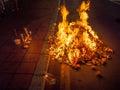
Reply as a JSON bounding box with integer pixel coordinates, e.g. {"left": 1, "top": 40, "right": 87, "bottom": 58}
{"left": 33, "top": 30, "right": 48, "bottom": 41}
{"left": 0, "top": 74, "right": 13, "bottom": 89}
{"left": 30, "top": 40, "right": 43, "bottom": 47}
{"left": 22, "top": 53, "right": 39, "bottom": 63}
{"left": 8, "top": 74, "right": 32, "bottom": 89}
{"left": 16, "top": 62, "right": 36, "bottom": 74}
{"left": 0, "top": 62, "right": 20, "bottom": 73}
{"left": 0, "top": 53, "right": 9, "bottom": 63}
{"left": 5, "top": 53, "right": 24, "bottom": 63}
{"left": 27, "top": 47, "right": 42, "bottom": 54}
{"left": 0, "top": 45, "right": 14, "bottom": 53}
{"left": 13, "top": 48, "right": 27, "bottom": 55}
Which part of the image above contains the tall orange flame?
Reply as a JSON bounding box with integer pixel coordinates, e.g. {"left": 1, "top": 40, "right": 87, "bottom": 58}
{"left": 48, "top": 1, "right": 113, "bottom": 69}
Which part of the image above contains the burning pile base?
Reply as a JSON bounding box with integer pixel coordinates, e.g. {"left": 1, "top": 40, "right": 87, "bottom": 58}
{"left": 48, "top": 1, "right": 113, "bottom": 71}
{"left": 49, "top": 22, "right": 113, "bottom": 69}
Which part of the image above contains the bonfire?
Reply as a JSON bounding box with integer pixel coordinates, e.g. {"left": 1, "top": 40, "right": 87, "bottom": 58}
{"left": 48, "top": 0, "right": 113, "bottom": 70}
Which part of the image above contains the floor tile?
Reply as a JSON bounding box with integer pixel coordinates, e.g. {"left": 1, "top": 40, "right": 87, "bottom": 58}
{"left": 23, "top": 53, "right": 39, "bottom": 63}
{"left": 0, "top": 53, "right": 9, "bottom": 63}
{"left": 0, "top": 62, "right": 20, "bottom": 73}
{"left": 5, "top": 54, "right": 24, "bottom": 63}
{"left": 16, "top": 63, "right": 36, "bottom": 74}
{"left": 0, "top": 74, "right": 13, "bottom": 88}
{"left": 8, "top": 74, "right": 32, "bottom": 89}
{"left": 27, "top": 47, "right": 42, "bottom": 54}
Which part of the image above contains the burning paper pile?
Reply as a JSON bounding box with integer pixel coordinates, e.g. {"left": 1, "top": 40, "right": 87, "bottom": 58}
{"left": 48, "top": 1, "right": 113, "bottom": 69}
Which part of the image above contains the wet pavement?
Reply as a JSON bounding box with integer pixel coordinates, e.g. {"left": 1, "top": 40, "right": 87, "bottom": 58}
{"left": 0, "top": 0, "right": 59, "bottom": 90}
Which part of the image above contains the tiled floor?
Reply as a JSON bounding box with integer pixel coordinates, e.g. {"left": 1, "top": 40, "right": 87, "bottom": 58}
{"left": 0, "top": 0, "right": 58, "bottom": 89}
{"left": 8, "top": 74, "right": 32, "bottom": 89}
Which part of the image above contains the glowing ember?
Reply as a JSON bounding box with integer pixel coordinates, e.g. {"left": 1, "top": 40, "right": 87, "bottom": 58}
{"left": 48, "top": 1, "right": 113, "bottom": 69}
